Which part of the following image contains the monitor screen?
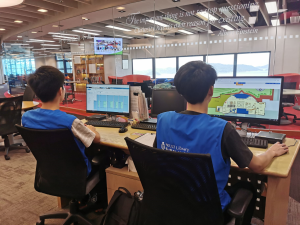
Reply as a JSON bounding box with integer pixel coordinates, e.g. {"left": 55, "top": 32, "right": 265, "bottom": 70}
{"left": 151, "top": 89, "right": 186, "bottom": 116}
{"left": 86, "top": 84, "right": 130, "bottom": 115}
{"left": 208, "top": 77, "right": 283, "bottom": 125}
{"left": 94, "top": 37, "right": 123, "bottom": 55}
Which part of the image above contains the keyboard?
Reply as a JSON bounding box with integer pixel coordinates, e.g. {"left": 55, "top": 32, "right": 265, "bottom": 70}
{"left": 131, "top": 123, "right": 157, "bottom": 131}
{"left": 85, "top": 121, "right": 129, "bottom": 128}
{"left": 241, "top": 137, "right": 268, "bottom": 149}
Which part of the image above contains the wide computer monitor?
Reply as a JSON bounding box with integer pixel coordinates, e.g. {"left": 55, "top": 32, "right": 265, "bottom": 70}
{"left": 151, "top": 89, "right": 186, "bottom": 117}
{"left": 208, "top": 76, "right": 284, "bottom": 125}
{"left": 86, "top": 84, "right": 130, "bottom": 115}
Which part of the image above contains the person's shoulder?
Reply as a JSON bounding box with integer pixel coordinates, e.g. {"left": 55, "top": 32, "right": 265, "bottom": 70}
{"left": 158, "top": 111, "right": 176, "bottom": 119}
{"left": 22, "top": 108, "right": 40, "bottom": 117}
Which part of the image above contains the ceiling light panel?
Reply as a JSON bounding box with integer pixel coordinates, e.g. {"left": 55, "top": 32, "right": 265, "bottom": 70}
{"left": 38, "top": 9, "right": 48, "bottom": 12}
{"left": 105, "top": 25, "right": 131, "bottom": 31}
{"left": 197, "top": 12, "right": 218, "bottom": 21}
{"left": 48, "top": 32, "right": 78, "bottom": 36}
{"left": 265, "top": 2, "right": 277, "bottom": 14}
{"left": 72, "top": 30, "right": 100, "bottom": 35}
{"left": 178, "top": 30, "right": 193, "bottom": 34}
{"left": 221, "top": 25, "right": 234, "bottom": 30}
{"left": 146, "top": 20, "right": 169, "bottom": 27}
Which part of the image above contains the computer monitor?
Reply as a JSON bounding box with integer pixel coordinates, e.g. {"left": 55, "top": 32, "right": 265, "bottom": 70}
{"left": 86, "top": 84, "right": 130, "bottom": 115}
{"left": 151, "top": 89, "right": 186, "bottom": 116}
{"left": 208, "top": 76, "right": 284, "bottom": 125}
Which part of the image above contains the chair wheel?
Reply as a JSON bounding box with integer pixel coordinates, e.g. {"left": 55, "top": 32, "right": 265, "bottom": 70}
{"left": 4, "top": 155, "right": 10, "bottom": 160}
{"left": 36, "top": 220, "right": 44, "bottom": 225}
{"left": 26, "top": 148, "right": 31, "bottom": 153}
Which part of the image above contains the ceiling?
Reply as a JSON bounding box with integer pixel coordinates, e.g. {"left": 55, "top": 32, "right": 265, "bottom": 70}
{"left": 1, "top": 0, "right": 299, "bottom": 59}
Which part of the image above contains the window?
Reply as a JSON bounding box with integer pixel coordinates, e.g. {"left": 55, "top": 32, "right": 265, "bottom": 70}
{"left": 155, "top": 57, "right": 176, "bottom": 78}
{"left": 133, "top": 58, "right": 153, "bottom": 78}
{"left": 56, "top": 54, "right": 73, "bottom": 74}
{"left": 178, "top": 56, "right": 204, "bottom": 69}
{"left": 2, "top": 58, "right": 36, "bottom": 76}
{"left": 206, "top": 54, "right": 234, "bottom": 77}
{"left": 236, "top": 53, "right": 270, "bottom": 76}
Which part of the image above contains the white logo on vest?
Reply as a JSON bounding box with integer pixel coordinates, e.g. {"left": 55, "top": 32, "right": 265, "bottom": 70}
{"left": 161, "top": 142, "right": 166, "bottom": 150}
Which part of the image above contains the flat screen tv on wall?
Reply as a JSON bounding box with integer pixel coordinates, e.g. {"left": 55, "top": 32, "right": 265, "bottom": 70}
{"left": 94, "top": 37, "right": 123, "bottom": 55}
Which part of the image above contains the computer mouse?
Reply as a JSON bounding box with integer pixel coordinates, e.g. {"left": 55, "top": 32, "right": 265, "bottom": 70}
{"left": 119, "top": 127, "right": 128, "bottom": 133}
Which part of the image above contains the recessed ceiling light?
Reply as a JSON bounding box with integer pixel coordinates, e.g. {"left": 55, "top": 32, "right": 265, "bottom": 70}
{"left": 41, "top": 44, "right": 61, "bottom": 46}
{"left": 147, "top": 20, "right": 169, "bottom": 27}
{"left": 114, "top": 35, "right": 133, "bottom": 39}
{"left": 82, "top": 17, "right": 89, "bottom": 21}
{"left": 79, "top": 28, "right": 102, "bottom": 33}
{"left": 72, "top": 30, "right": 100, "bottom": 35}
{"left": 143, "top": 34, "right": 159, "bottom": 38}
{"left": 266, "top": 2, "right": 277, "bottom": 14}
{"left": 196, "top": 11, "right": 218, "bottom": 21}
{"left": 0, "top": 0, "right": 24, "bottom": 7}
{"left": 38, "top": 9, "right": 48, "bottom": 13}
{"left": 172, "top": 0, "right": 180, "bottom": 2}
{"left": 105, "top": 25, "right": 131, "bottom": 31}
{"left": 48, "top": 32, "right": 78, "bottom": 36}
{"left": 27, "top": 39, "right": 55, "bottom": 43}
{"left": 52, "top": 35, "right": 78, "bottom": 40}
{"left": 119, "top": 10, "right": 126, "bottom": 13}
{"left": 11, "top": 43, "right": 29, "bottom": 45}
{"left": 32, "top": 31, "right": 37, "bottom": 33}
{"left": 0, "top": 28, "right": 6, "bottom": 31}
{"left": 41, "top": 48, "right": 60, "bottom": 50}
{"left": 116, "top": 7, "right": 125, "bottom": 10}
{"left": 14, "top": 20, "right": 23, "bottom": 23}
{"left": 17, "top": 36, "right": 22, "bottom": 38}
{"left": 221, "top": 25, "right": 234, "bottom": 31}
{"left": 178, "top": 30, "right": 193, "bottom": 34}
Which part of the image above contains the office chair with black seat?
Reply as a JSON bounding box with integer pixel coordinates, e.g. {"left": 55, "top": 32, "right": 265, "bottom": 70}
{"left": 23, "top": 85, "right": 36, "bottom": 101}
{"left": 125, "top": 138, "right": 253, "bottom": 225}
{"left": 16, "top": 125, "right": 107, "bottom": 225}
{"left": 0, "top": 96, "right": 30, "bottom": 160}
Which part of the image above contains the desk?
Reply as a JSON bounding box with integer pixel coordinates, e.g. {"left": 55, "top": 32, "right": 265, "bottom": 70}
{"left": 22, "top": 101, "right": 39, "bottom": 110}
{"left": 58, "top": 125, "right": 299, "bottom": 225}
{"left": 283, "top": 89, "right": 300, "bottom": 111}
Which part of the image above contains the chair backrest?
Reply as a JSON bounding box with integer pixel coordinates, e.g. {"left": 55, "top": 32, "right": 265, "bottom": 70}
{"left": 15, "top": 125, "right": 88, "bottom": 199}
{"left": 23, "top": 86, "right": 35, "bottom": 101}
{"left": 125, "top": 138, "right": 223, "bottom": 225}
{"left": 0, "top": 96, "right": 23, "bottom": 136}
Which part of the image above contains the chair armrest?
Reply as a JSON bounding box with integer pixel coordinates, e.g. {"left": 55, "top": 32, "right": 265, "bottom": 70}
{"left": 227, "top": 188, "right": 253, "bottom": 219}
{"left": 91, "top": 155, "right": 101, "bottom": 166}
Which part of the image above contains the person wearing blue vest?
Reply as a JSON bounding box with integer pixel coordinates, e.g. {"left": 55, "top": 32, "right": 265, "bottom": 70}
{"left": 154, "top": 61, "right": 289, "bottom": 224}
{"left": 22, "top": 66, "right": 101, "bottom": 177}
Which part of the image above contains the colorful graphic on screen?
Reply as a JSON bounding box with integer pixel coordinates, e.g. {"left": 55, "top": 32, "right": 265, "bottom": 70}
{"left": 208, "top": 78, "right": 282, "bottom": 121}
{"left": 94, "top": 37, "right": 123, "bottom": 55}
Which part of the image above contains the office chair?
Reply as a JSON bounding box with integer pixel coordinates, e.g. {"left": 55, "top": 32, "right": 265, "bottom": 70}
{"left": 16, "top": 125, "right": 107, "bottom": 225}
{"left": 0, "top": 96, "right": 30, "bottom": 160}
{"left": 62, "top": 83, "right": 75, "bottom": 104}
{"left": 23, "top": 86, "right": 36, "bottom": 101}
{"left": 111, "top": 78, "right": 123, "bottom": 84}
{"left": 125, "top": 137, "right": 253, "bottom": 225}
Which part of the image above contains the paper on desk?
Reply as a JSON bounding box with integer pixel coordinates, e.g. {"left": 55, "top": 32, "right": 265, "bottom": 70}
{"left": 135, "top": 133, "right": 156, "bottom": 147}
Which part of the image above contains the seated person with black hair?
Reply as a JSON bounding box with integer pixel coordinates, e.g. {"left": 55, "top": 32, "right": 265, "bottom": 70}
{"left": 22, "top": 66, "right": 100, "bottom": 177}
{"left": 153, "top": 61, "right": 289, "bottom": 224}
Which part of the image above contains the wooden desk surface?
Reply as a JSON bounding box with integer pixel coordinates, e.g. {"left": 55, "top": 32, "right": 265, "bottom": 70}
{"left": 91, "top": 122, "right": 299, "bottom": 178}
{"left": 283, "top": 89, "right": 300, "bottom": 95}
{"left": 22, "top": 101, "right": 39, "bottom": 110}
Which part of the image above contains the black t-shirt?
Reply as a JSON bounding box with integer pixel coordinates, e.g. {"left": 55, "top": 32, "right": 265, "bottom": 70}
{"left": 153, "top": 110, "right": 253, "bottom": 168}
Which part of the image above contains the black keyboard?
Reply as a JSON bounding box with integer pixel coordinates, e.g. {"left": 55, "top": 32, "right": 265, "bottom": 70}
{"left": 131, "top": 123, "right": 157, "bottom": 131}
{"left": 85, "top": 121, "right": 129, "bottom": 128}
{"left": 241, "top": 137, "right": 268, "bottom": 149}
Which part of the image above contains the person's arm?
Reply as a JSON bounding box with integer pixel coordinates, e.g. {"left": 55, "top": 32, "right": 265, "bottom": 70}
{"left": 222, "top": 123, "right": 288, "bottom": 173}
{"left": 71, "top": 119, "right": 100, "bottom": 147}
{"left": 85, "top": 125, "right": 101, "bottom": 144}
{"left": 248, "top": 142, "right": 289, "bottom": 173}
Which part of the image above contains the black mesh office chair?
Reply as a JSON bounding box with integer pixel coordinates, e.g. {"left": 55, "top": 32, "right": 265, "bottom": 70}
{"left": 0, "top": 96, "right": 30, "bottom": 160}
{"left": 111, "top": 78, "right": 123, "bottom": 84}
{"left": 16, "top": 125, "right": 107, "bottom": 225}
{"left": 125, "top": 138, "right": 253, "bottom": 225}
{"left": 23, "top": 85, "right": 36, "bottom": 101}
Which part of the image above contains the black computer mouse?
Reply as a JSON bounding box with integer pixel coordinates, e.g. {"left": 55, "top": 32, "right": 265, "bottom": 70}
{"left": 119, "top": 127, "right": 128, "bottom": 133}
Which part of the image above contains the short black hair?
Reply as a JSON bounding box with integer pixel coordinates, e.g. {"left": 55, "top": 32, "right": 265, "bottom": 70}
{"left": 174, "top": 61, "right": 217, "bottom": 104}
{"left": 28, "top": 66, "right": 65, "bottom": 102}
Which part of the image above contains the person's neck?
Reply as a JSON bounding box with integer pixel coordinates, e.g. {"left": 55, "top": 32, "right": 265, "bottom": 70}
{"left": 186, "top": 102, "right": 208, "bottom": 114}
{"left": 41, "top": 100, "right": 60, "bottom": 111}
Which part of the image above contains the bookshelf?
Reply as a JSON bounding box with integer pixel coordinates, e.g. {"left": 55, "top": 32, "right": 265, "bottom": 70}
{"left": 73, "top": 55, "right": 105, "bottom": 92}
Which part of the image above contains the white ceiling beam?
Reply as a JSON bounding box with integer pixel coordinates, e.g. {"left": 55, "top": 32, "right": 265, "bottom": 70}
{"left": 226, "top": 0, "right": 254, "bottom": 27}
{"left": 73, "top": 0, "right": 92, "bottom": 4}
{"left": 0, "top": 8, "right": 45, "bottom": 19}
{"left": 0, "top": 17, "right": 29, "bottom": 25}
{"left": 43, "top": 0, "right": 78, "bottom": 9}
{"left": 12, "top": 4, "right": 56, "bottom": 16}
{"left": 0, "top": 12, "right": 37, "bottom": 22}
{"left": 254, "top": 0, "right": 270, "bottom": 26}
{"left": 24, "top": 0, "right": 65, "bottom": 13}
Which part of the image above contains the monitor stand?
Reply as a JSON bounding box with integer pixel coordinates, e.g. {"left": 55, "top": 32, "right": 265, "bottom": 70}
{"left": 248, "top": 123, "right": 266, "bottom": 129}
{"left": 231, "top": 122, "right": 249, "bottom": 137}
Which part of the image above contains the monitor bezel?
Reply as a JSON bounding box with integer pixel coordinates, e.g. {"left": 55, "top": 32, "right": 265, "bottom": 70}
{"left": 86, "top": 84, "right": 130, "bottom": 116}
{"left": 150, "top": 89, "right": 187, "bottom": 118}
{"left": 209, "top": 76, "right": 284, "bottom": 125}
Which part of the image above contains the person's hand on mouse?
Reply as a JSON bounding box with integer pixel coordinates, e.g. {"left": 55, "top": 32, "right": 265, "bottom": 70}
{"left": 267, "top": 142, "right": 289, "bottom": 157}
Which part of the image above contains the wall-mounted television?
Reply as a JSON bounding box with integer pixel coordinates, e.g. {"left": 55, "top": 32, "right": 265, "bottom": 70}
{"left": 94, "top": 37, "right": 123, "bottom": 55}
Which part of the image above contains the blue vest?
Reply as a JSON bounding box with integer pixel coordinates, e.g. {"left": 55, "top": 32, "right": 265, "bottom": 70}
{"left": 157, "top": 111, "right": 231, "bottom": 210}
{"left": 22, "top": 108, "right": 92, "bottom": 176}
